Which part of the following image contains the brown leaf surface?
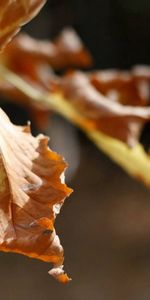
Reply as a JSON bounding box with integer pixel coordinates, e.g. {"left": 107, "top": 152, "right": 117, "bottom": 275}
{"left": 0, "top": 108, "right": 72, "bottom": 282}
{"left": 0, "top": 0, "right": 46, "bottom": 50}
{"left": 2, "top": 28, "right": 92, "bottom": 78}
{"left": 90, "top": 66, "right": 150, "bottom": 107}
{"left": 58, "top": 71, "right": 150, "bottom": 146}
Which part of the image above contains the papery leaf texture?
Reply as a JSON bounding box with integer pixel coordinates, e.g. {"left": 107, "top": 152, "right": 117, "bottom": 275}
{"left": 59, "top": 71, "right": 150, "bottom": 146}
{"left": 0, "top": 108, "right": 72, "bottom": 282}
{"left": 0, "top": 0, "right": 46, "bottom": 50}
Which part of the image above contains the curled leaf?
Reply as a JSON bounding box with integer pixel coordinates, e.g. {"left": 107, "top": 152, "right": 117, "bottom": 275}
{"left": 59, "top": 71, "right": 150, "bottom": 146}
{"left": 0, "top": 107, "right": 72, "bottom": 282}
{"left": 49, "top": 27, "right": 93, "bottom": 69}
{"left": 0, "top": 0, "right": 46, "bottom": 50}
{"left": 0, "top": 28, "right": 92, "bottom": 128}
{"left": 90, "top": 68, "right": 150, "bottom": 107}
{"left": 2, "top": 28, "right": 92, "bottom": 77}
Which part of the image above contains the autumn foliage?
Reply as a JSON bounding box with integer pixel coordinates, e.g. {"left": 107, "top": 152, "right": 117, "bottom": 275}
{"left": 1, "top": 0, "right": 150, "bottom": 284}
{"left": 0, "top": 0, "right": 72, "bottom": 282}
{"left": 0, "top": 108, "right": 72, "bottom": 282}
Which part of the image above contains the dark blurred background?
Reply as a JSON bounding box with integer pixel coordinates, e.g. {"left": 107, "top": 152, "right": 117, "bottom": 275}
{"left": 1, "top": 1, "right": 150, "bottom": 300}
{"left": 26, "top": 0, "right": 150, "bottom": 68}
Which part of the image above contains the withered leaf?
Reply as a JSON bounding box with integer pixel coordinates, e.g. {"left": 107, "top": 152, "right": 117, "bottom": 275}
{"left": 0, "top": 28, "right": 92, "bottom": 129}
{"left": 50, "top": 27, "right": 93, "bottom": 69}
{"left": 90, "top": 66, "right": 150, "bottom": 106}
{"left": 2, "top": 28, "right": 92, "bottom": 78}
{"left": 0, "top": 107, "right": 72, "bottom": 282}
{"left": 58, "top": 71, "right": 150, "bottom": 146}
{"left": 0, "top": 0, "right": 46, "bottom": 50}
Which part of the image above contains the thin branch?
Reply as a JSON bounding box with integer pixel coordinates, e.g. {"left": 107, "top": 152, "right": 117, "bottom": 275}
{"left": 0, "top": 65, "right": 150, "bottom": 186}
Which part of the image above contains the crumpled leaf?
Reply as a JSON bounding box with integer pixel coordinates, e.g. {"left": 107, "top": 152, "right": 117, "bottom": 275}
{"left": 90, "top": 66, "right": 150, "bottom": 106}
{"left": 0, "top": 0, "right": 46, "bottom": 50}
{"left": 58, "top": 71, "right": 150, "bottom": 146}
{"left": 0, "top": 28, "right": 92, "bottom": 129}
{"left": 2, "top": 27, "right": 92, "bottom": 81}
{"left": 0, "top": 107, "right": 72, "bottom": 282}
{"left": 48, "top": 27, "right": 93, "bottom": 69}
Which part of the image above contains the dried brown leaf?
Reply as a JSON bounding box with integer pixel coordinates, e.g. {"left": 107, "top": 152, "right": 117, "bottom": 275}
{"left": 0, "top": 107, "right": 72, "bottom": 282}
{"left": 90, "top": 67, "right": 150, "bottom": 106}
{"left": 58, "top": 71, "right": 150, "bottom": 146}
{"left": 0, "top": 0, "right": 46, "bottom": 50}
{"left": 0, "top": 28, "right": 92, "bottom": 128}
{"left": 1, "top": 28, "right": 92, "bottom": 83}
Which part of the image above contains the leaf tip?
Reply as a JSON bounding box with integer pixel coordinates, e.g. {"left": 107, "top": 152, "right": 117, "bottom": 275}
{"left": 48, "top": 266, "right": 71, "bottom": 283}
